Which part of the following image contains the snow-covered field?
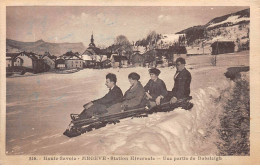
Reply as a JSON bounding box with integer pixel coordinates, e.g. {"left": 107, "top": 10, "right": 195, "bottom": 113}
{"left": 6, "top": 51, "right": 249, "bottom": 155}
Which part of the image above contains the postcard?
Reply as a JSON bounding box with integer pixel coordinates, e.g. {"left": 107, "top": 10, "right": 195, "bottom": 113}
{"left": 0, "top": 0, "right": 259, "bottom": 165}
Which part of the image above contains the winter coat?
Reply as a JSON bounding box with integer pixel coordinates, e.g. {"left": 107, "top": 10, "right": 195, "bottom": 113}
{"left": 122, "top": 81, "right": 145, "bottom": 108}
{"left": 144, "top": 78, "right": 168, "bottom": 101}
{"left": 171, "top": 68, "right": 191, "bottom": 99}
{"left": 93, "top": 85, "right": 123, "bottom": 108}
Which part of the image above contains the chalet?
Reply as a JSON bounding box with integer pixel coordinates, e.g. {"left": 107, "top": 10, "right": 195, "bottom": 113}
{"left": 64, "top": 56, "right": 83, "bottom": 69}
{"left": 6, "top": 52, "right": 48, "bottom": 73}
{"left": 56, "top": 58, "right": 66, "bottom": 69}
{"left": 61, "top": 51, "right": 83, "bottom": 69}
{"left": 211, "top": 41, "right": 235, "bottom": 55}
{"left": 110, "top": 54, "right": 128, "bottom": 68}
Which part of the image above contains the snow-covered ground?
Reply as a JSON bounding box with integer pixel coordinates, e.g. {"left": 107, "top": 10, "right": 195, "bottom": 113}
{"left": 6, "top": 51, "right": 249, "bottom": 155}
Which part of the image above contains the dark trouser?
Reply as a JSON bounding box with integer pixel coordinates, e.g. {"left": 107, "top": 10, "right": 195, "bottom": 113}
{"left": 79, "top": 103, "right": 108, "bottom": 119}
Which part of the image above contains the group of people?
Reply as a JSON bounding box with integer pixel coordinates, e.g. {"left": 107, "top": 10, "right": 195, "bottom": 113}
{"left": 71, "top": 57, "right": 192, "bottom": 120}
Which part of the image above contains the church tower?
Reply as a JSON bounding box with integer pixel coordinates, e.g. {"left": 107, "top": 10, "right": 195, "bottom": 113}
{"left": 89, "top": 32, "right": 96, "bottom": 48}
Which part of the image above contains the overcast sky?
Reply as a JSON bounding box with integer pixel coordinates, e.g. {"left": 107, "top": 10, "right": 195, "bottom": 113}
{"left": 7, "top": 6, "right": 248, "bottom": 47}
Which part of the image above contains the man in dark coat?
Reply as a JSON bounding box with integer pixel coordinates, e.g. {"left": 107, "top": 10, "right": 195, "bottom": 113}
{"left": 73, "top": 73, "right": 123, "bottom": 120}
{"left": 169, "top": 57, "right": 191, "bottom": 104}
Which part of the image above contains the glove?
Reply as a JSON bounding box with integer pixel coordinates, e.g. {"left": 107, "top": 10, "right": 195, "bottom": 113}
{"left": 170, "top": 97, "right": 177, "bottom": 104}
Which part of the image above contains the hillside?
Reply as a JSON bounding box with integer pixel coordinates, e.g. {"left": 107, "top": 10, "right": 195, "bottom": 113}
{"left": 176, "top": 8, "right": 250, "bottom": 52}
{"left": 6, "top": 39, "right": 86, "bottom": 56}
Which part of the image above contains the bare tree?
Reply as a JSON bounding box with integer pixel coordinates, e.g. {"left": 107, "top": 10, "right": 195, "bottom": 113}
{"left": 114, "top": 35, "right": 133, "bottom": 58}
{"left": 114, "top": 35, "right": 131, "bottom": 46}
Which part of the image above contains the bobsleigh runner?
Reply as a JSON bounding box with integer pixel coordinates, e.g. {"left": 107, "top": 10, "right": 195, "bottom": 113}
{"left": 63, "top": 96, "right": 193, "bottom": 138}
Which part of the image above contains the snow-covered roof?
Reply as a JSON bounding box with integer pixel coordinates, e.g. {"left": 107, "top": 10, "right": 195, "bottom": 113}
{"left": 158, "top": 34, "right": 185, "bottom": 44}
{"left": 6, "top": 56, "right": 12, "bottom": 60}
{"left": 7, "top": 52, "right": 38, "bottom": 60}
{"left": 64, "top": 55, "right": 82, "bottom": 60}
{"left": 156, "top": 34, "right": 186, "bottom": 48}
{"left": 82, "top": 54, "right": 107, "bottom": 61}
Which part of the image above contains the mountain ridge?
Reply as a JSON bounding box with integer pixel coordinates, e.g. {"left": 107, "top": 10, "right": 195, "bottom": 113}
{"left": 175, "top": 8, "right": 250, "bottom": 50}
{"left": 6, "top": 38, "right": 86, "bottom": 56}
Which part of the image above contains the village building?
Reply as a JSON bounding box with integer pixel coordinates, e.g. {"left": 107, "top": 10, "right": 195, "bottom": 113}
{"left": 6, "top": 57, "right": 12, "bottom": 67}
{"left": 110, "top": 54, "right": 128, "bottom": 68}
{"left": 143, "top": 49, "right": 173, "bottom": 67}
{"left": 6, "top": 52, "right": 37, "bottom": 68}
{"left": 42, "top": 52, "right": 55, "bottom": 70}
{"left": 81, "top": 33, "right": 108, "bottom": 68}
{"left": 211, "top": 41, "right": 235, "bottom": 55}
{"left": 6, "top": 53, "right": 20, "bottom": 67}
{"left": 60, "top": 51, "right": 83, "bottom": 69}
{"left": 15, "top": 52, "right": 36, "bottom": 68}
{"left": 64, "top": 56, "right": 83, "bottom": 69}
{"left": 6, "top": 52, "right": 48, "bottom": 73}
{"left": 56, "top": 58, "right": 66, "bottom": 69}
{"left": 13, "top": 57, "right": 24, "bottom": 67}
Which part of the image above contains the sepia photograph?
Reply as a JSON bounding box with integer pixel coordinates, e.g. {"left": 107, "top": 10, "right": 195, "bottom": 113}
{"left": 1, "top": 1, "right": 259, "bottom": 165}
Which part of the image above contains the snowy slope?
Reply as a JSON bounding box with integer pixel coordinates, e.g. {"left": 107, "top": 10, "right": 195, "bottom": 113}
{"left": 177, "top": 8, "right": 249, "bottom": 50}
{"left": 207, "top": 15, "right": 250, "bottom": 28}
{"left": 206, "top": 8, "right": 249, "bottom": 29}
{"left": 6, "top": 51, "right": 249, "bottom": 155}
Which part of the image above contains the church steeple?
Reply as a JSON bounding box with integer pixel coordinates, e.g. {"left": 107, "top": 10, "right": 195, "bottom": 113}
{"left": 89, "top": 32, "right": 96, "bottom": 48}
{"left": 91, "top": 32, "right": 94, "bottom": 43}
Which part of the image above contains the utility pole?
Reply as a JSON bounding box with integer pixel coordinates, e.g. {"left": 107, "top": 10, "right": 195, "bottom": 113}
{"left": 215, "top": 40, "right": 218, "bottom": 66}
{"left": 202, "top": 41, "right": 204, "bottom": 55}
